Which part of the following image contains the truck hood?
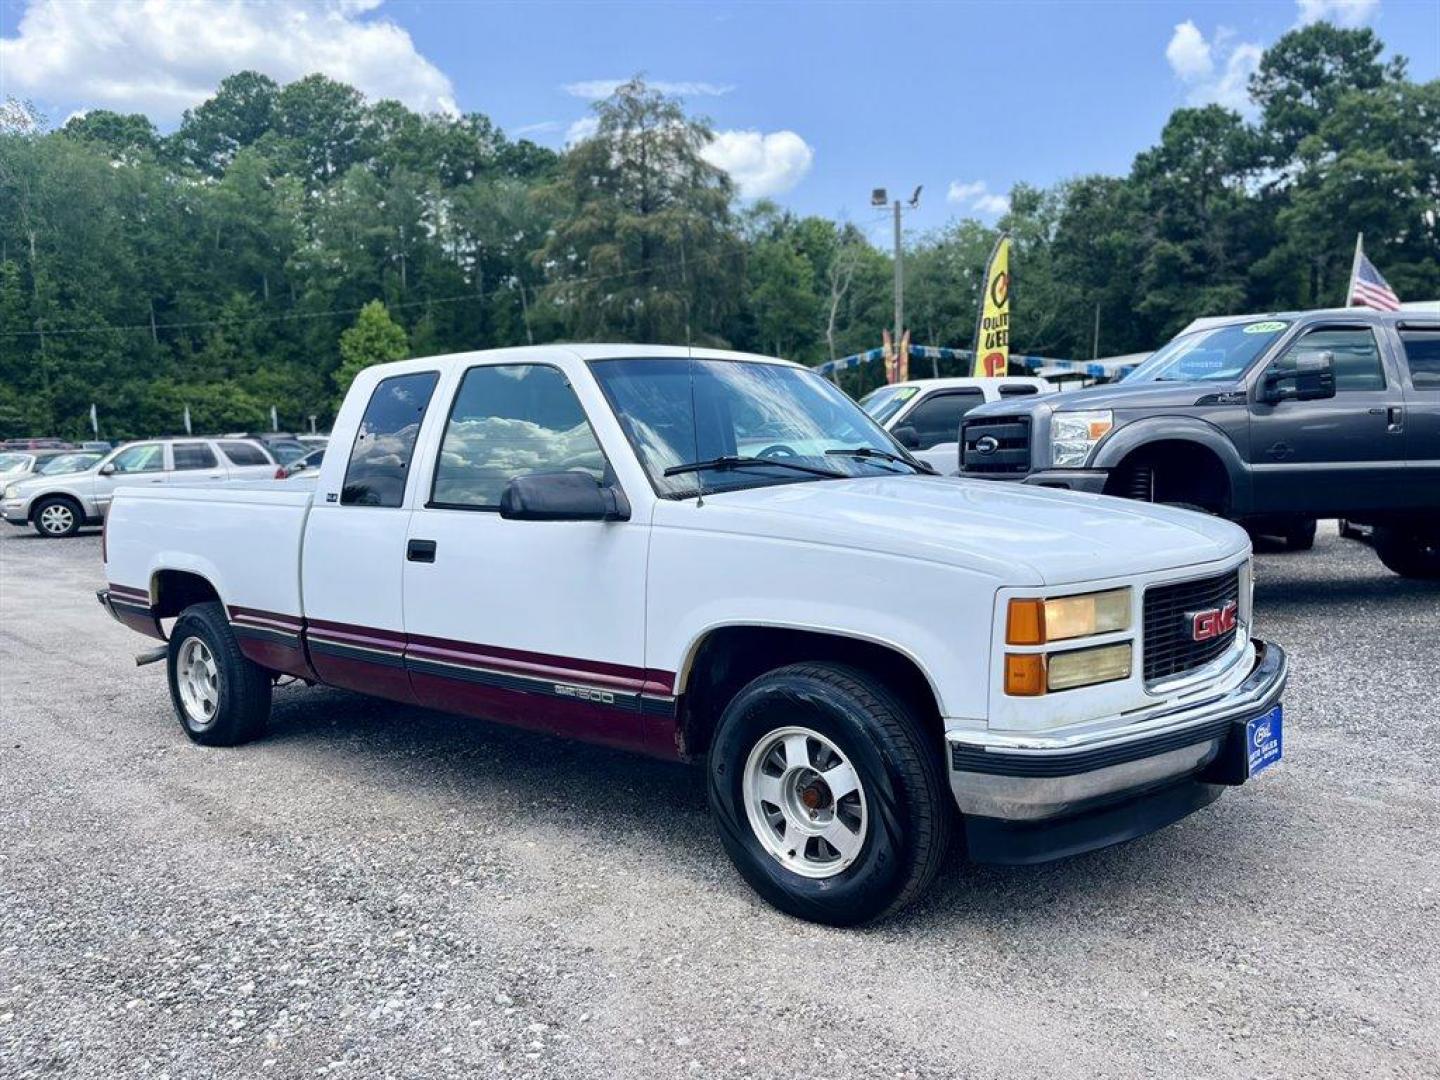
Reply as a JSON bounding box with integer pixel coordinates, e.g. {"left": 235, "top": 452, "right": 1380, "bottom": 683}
{"left": 687, "top": 476, "right": 1249, "bottom": 587}
{"left": 967, "top": 379, "right": 1244, "bottom": 418}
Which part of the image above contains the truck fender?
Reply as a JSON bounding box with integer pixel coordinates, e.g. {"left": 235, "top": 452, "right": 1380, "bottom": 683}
{"left": 1091, "top": 417, "right": 1252, "bottom": 511}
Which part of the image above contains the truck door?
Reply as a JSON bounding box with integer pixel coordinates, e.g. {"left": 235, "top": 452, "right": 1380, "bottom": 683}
{"left": 1396, "top": 323, "right": 1440, "bottom": 507}
{"left": 1248, "top": 322, "right": 1406, "bottom": 515}
{"left": 169, "top": 441, "right": 226, "bottom": 483}
{"left": 300, "top": 368, "right": 442, "bottom": 703}
{"left": 401, "top": 361, "right": 651, "bottom": 750}
{"left": 893, "top": 389, "right": 984, "bottom": 474}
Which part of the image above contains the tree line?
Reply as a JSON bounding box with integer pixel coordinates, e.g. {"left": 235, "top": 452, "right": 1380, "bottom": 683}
{"left": 0, "top": 22, "right": 1435, "bottom": 439}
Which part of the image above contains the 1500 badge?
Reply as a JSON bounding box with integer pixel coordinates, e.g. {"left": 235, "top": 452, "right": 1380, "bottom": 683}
{"left": 554, "top": 684, "right": 616, "bottom": 705}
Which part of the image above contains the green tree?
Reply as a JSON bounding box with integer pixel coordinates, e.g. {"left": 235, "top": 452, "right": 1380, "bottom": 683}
{"left": 539, "top": 77, "right": 740, "bottom": 344}
{"left": 332, "top": 300, "right": 408, "bottom": 404}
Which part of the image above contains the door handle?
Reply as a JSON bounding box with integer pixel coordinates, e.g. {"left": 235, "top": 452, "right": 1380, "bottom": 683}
{"left": 407, "top": 538, "right": 437, "bottom": 563}
{"left": 1387, "top": 406, "right": 1404, "bottom": 433}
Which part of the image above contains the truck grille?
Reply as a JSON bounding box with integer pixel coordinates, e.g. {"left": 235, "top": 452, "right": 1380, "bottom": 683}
{"left": 1142, "top": 570, "right": 1242, "bottom": 684}
{"left": 960, "top": 416, "right": 1031, "bottom": 475}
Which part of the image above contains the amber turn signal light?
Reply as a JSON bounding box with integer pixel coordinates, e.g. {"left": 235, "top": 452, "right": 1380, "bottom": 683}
{"left": 1006, "top": 599, "right": 1045, "bottom": 645}
{"left": 1004, "top": 653, "right": 1046, "bottom": 696}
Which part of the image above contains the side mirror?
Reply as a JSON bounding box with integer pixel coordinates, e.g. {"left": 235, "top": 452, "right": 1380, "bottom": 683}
{"left": 499, "top": 471, "right": 630, "bottom": 522}
{"left": 1261, "top": 351, "right": 1336, "bottom": 404}
{"left": 98, "top": 463, "right": 116, "bottom": 476}
{"left": 892, "top": 425, "right": 921, "bottom": 450}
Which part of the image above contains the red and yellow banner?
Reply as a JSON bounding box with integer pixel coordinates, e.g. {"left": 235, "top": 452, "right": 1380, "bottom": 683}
{"left": 972, "top": 234, "right": 1011, "bottom": 377}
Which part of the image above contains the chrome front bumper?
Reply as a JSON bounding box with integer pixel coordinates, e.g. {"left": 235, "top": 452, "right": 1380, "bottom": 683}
{"left": 947, "top": 639, "right": 1287, "bottom": 824}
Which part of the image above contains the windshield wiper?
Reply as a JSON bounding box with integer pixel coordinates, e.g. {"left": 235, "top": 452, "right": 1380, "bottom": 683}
{"left": 825, "top": 446, "right": 935, "bottom": 475}
{"left": 663, "top": 455, "right": 847, "bottom": 480}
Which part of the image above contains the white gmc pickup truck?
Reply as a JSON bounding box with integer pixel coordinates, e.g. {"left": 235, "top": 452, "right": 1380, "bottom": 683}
{"left": 101, "top": 345, "right": 1287, "bottom": 924}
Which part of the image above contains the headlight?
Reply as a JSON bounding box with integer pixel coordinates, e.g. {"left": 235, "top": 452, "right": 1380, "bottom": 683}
{"left": 1006, "top": 588, "right": 1131, "bottom": 644}
{"left": 1050, "top": 410, "right": 1113, "bottom": 468}
{"left": 3, "top": 484, "right": 18, "bottom": 499}
{"left": 1003, "top": 587, "right": 1134, "bottom": 695}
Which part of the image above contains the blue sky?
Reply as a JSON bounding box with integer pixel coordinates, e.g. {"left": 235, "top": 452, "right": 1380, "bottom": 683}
{"left": 3, "top": 0, "right": 1437, "bottom": 244}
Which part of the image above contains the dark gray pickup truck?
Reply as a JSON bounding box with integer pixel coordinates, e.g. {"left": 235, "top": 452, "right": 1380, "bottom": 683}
{"left": 959, "top": 309, "right": 1440, "bottom": 578}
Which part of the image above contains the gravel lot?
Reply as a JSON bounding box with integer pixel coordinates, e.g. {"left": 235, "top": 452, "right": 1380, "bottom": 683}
{"left": 1, "top": 520, "right": 1437, "bottom": 1079}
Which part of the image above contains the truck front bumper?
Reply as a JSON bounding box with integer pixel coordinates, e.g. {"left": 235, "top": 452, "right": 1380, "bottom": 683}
{"left": 960, "top": 468, "right": 1110, "bottom": 494}
{"left": 947, "top": 639, "right": 1287, "bottom": 864}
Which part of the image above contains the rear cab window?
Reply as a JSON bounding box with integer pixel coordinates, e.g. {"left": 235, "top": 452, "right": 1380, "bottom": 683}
{"left": 1399, "top": 327, "right": 1440, "bottom": 390}
{"left": 342, "top": 371, "right": 441, "bottom": 507}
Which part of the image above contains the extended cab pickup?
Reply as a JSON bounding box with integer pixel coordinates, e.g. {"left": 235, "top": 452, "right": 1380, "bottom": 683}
{"left": 101, "top": 345, "right": 1288, "bottom": 924}
{"left": 960, "top": 309, "right": 1440, "bottom": 578}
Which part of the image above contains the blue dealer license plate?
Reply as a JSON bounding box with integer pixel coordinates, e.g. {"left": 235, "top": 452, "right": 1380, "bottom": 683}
{"left": 1246, "top": 705, "right": 1283, "bottom": 777}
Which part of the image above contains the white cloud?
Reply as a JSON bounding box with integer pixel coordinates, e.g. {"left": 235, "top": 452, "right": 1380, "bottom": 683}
{"left": 1164, "top": 20, "right": 1262, "bottom": 113}
{"left": 1165, "top": 20, "right": 1213, "bottom": 81}
{"left": 700, "top": 129, "right": 813, "bottom": 198}
{"left": 562, "top": 79, "right": 735, "bottom": 100}
{"left": 1295, "top": 0, "right": 1380, "bottom": 27}
{"left": 947, "top": 180, "right": 1009, "bottom": 217}
{"left": 512, "top": 120, "right": 564, "bottom": 138}
{"left": 565, "top": 116, "right": 599, "bottom": 146}
{"left": 0, "top": 0, "right": 458, "bottom": 123}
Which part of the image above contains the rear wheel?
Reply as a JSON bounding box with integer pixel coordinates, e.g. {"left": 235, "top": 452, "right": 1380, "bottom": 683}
{"left": 166, "top": 602, "right": 271, "bottom": 745}
{"left": 1373, "top": 526, "right": 1440, "bottom": 580}
{"left": 706, "top": 662, "right": 951, "bottom": 926}
{"left": 32, "top": 496, "right": 82, "bottom": 538}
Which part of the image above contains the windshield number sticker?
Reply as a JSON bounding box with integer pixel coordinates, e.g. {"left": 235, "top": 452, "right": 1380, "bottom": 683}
{"left": 1244, "top": 321, "right": 1289, "bottom": 334}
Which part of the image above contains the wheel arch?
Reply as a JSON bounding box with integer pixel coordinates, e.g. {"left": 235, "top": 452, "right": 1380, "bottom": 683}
{"left": 149, "top": 567, "right": 226, "bottom": 620}
{"left": 1094, "top": 420, "right": 1247, "bottom": 513}
{"left": 672, "top": 623, "right": 946, "bottom": 761}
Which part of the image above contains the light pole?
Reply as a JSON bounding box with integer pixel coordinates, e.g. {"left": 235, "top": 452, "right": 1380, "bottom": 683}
{"left": 871, "top": 185, "right": 922, "bottom": 358}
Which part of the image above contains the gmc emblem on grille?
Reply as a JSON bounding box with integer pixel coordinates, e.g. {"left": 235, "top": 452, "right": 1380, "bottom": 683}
{"left": 1187, "top": 600, "right": 1238, "bottom": 642}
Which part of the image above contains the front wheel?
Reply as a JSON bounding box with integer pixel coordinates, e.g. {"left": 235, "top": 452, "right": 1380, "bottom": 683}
{"left": 1373, "top": 525, "right": 1440, "bottom": 580}
{"left": 166, "top": 601, "right": 272, "bottom": 745}
{"left": 706, "top": 663, "right": 952, "bottom": 926}
{"left": 32, "top": 496, "right": 82, "bottom": 538}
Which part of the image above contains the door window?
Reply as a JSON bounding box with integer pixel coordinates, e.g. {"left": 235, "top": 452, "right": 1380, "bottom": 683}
{"left": 430, "top": 364, "right": 606, "bottom": 510}
{"left": 341, "top": 371, "right": 440, "bottom": 507}
{"left": 172, "top": 443, "right": 218, "bottom": 470}
{"left": 1272, "top": 328, "right": 1386, "bottom": 391}
{"left": 218, "top": 441, "right": 271, "bottom": 466}
{"left": 110, "top": 444, "right": 164, "bottom": 473}
{"left": 903, "top": 391, "right": 985, "bottom": 449}
{"left": 1400, "top": 329, "right": 1440, "bottom": 390}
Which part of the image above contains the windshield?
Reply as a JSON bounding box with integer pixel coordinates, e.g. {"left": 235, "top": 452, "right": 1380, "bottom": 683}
{"left": 0, "top": 453, "right": 33, "bottom": 473}
{"left": 858, "top": 385, "right": 920, "bottom": 425}
{"left": 38, "top": 453, "right": 101, "bottom": 475}
{"left": 1124, "top": 320, "right": 1291, "bottom": 384}
{"left": 590, "top": 358, "right": 919, "bottom": 498}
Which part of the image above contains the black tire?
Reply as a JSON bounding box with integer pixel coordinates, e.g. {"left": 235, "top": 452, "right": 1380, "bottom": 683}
{"left": 31, "top": 495, "right": 83, "bottom": 538}
{"left": 706, "top": 663, "right": 952, "bottom": 926}
{"left": 166, "top": 601, "right": 272, "bottom": 746}
{"left": 1283, "top": 518, "right": 1316, "bottom": 552}
{"left": 1373, "top": 526, "right": 1440, "bottom": 580}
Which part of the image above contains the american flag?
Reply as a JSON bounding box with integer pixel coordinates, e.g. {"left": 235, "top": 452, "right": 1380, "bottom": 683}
{"left": 1350, "top": 251, "right": 1401, "bottom": 311}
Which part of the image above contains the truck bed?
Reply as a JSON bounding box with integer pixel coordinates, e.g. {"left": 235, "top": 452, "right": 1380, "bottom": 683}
{"left": 105, "top": 484, "right": 315, "bottom": 622}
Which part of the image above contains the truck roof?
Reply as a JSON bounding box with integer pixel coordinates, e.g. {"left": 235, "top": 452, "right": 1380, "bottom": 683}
{"left": 1180, "top": 307, "right": 1439, "bottom": 334}
{"left": 361, "top": 344, "right": 801, "bottom": 379}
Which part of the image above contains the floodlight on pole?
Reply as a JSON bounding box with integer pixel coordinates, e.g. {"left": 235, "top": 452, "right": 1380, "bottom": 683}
{"left": 872, "top": 184, "right": 921, "bottom": 356}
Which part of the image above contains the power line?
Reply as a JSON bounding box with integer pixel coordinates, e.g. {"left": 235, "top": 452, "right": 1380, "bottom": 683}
{"left": 0, "top": 247, "right": 746, "bottom": 340}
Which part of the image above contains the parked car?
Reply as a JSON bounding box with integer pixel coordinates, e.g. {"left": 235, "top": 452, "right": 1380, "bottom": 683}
{"left": 81, "top": 441, "right": 113, "bottom": 453}
{"left": 296, "top": 434, "right": 329, "bottom": 448}
{"left": 860, "top": 376, "right": 1055, "bottom": 473}
{"left": 37, "top": 451, "right": 105, "bottom": 476}
{"left": 100, "top": 345, "right": 1287, "bottom": 925}
{"left": 959, "top": 309, "right": 1440, "bottom": 578}
{"left": 0, "top": 448, "right": 86, "bottom": 483}
{"left": 280, "top": 445, "right": 326, "bottom": 479}
{"left": 0, "top": 437, "right": 73, "bottom": 451}
{"left": 2, "top": 437, "right": 277, "bottom": 537}
{"left": 224, "top": 432, "right": 311, "bottom": 465}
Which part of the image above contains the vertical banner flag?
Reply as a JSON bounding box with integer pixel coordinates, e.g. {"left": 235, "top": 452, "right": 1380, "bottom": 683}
{"left": 897, "top": 329, "right": 911, "bottom": 384}
{"left": 972, "top": 234, "right": 1011, "bottom": 377}
{"left": 882, "top": 328, "right": 897, "bottom": 384}
{"left": 270, "top": 405, "right": 279, "bottom": 432}
{"left": 89, "top": 403, "right": 98, "bottom": 436}
{"left": 183, "top": 405, "right": 192, "bottom": 435}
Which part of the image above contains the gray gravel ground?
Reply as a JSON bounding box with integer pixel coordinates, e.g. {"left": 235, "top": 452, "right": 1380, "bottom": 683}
{"left": 1, "top": 520, "right": 1437, "bottom": 1079}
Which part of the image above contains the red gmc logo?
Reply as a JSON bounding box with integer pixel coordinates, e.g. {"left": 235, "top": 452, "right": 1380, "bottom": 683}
{"left": 1188, "top": 600, "right": 1238, "bottom": 642}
